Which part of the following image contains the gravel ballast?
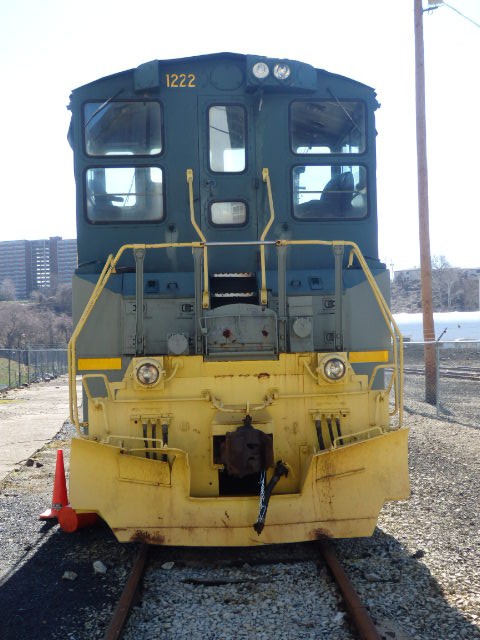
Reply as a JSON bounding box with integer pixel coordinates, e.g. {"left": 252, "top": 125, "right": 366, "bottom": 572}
{"left": 0, "top": 381, "right": 478, "bottom": 639}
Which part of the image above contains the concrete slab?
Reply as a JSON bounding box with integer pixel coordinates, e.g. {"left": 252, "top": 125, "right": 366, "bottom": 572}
{"left": 0, "top": 376, "right": 80, "bottom": 481}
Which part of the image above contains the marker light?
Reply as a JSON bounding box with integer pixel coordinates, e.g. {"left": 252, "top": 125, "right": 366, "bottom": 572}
{"left": 252, "top": 62, "right": 270, "bottom": 79}
{"left": 136, "top": 362, "right": 160, "bottom": 385}
{"left": 323, "top": 357, "right": 346, "bottom": 381}
{"left": 273, "top": 63, "right": 291, "bottom": 80}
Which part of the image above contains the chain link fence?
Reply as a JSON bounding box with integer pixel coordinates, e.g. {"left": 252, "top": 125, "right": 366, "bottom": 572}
{"left": 0, "top": 348, "right": 68, "bottom": 391}
{"left": 403, "top": 340, "right": 480, "bottom": 425}
{"left": 1, "top": 343, "right": 478, "bottom": 427}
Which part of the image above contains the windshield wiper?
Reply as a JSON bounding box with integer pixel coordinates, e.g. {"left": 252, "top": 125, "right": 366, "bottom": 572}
{"left": 84, "top": 89, "right": 124, "bottom": 128}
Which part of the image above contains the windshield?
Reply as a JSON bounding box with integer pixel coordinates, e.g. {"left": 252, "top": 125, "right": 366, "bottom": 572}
{"left": 84, "top": 101, "right": 162, "bottom": 156}
{"left": 291, "top": 100, "right": 365, "bottom": 154}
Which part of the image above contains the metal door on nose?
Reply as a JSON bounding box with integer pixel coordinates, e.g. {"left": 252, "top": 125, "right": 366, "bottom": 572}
{"left": 197, "top": 97, "right": 260, "bottom": 273}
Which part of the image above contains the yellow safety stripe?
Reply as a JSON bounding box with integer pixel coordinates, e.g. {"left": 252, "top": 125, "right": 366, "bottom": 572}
{"left": 349, "top": 350, "right": 389, "bottom": 363}
{"left": 78, "top": 357, "right": 123, "bottom": 370}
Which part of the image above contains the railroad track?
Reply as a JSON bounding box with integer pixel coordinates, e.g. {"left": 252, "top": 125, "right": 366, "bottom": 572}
{"left": 103, "top": 541, "right": 384, "bottom": 640}
{"left": 403, "top": 366, "right": 480, "bottom": 381}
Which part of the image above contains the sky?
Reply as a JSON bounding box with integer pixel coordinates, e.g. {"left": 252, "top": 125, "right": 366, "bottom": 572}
{"left": 0, "top": 0, "right": 479, "bottom": 271}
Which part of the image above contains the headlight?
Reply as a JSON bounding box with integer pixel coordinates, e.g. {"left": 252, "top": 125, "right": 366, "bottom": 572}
{"left": 252, "top": 61, "right": 270, "bottom": 79}
{"left": 136, "top": 362, "right": 160, "bottom": 385}
{"left": 273, "top": 63, "right": 291, "bottom": 80}
{"left": 323, "top": 357, "right": 346, "bottom": 381}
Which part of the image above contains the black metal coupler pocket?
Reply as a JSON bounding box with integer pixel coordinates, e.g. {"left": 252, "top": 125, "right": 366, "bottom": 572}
{"left": 220, "top": 415, "right": 274, "bottom": 477}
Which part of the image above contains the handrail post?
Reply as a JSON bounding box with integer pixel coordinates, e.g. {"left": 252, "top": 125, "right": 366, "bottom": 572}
{"left": 277, "top": 243, "right": 288, "bottom": 351}
{"left": 193, "top": 247, "right": 204, "bottom": 354}
{"left": 134, "top": 247, "right": 146, "bottom": 356}
{"left": 333, "top": 244, "right": 344, "bottom": 351}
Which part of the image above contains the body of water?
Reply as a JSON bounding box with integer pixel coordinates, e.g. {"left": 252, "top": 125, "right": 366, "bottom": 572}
{"left": 393, "top": 311, "right": 480, "bottom": 342}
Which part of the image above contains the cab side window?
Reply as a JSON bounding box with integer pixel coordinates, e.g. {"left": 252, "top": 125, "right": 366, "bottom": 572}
{"left": 293, "top": 165, "right": 367, "bottom": 219}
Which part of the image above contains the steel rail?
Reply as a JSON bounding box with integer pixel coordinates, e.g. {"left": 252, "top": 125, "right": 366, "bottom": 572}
{"left": 103, "top": 544, "right": 150, "bottom": 640}
{"left": 103, "top": 541, "right": 383, "bottom": 638}
{"left": 318, "top": 538, "right": 382, "bottom": 640}
{"left": 403, "top": 366, "right": 480, "bottom": 381}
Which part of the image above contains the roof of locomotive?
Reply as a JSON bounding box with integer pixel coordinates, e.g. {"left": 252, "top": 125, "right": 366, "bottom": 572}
{"left": 70, "top": 52, "right": 376, "bottom": 98}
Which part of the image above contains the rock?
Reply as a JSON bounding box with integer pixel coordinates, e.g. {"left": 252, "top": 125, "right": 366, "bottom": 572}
{"left": 62, "top": 571, "right": 78, "bottom": 581}
{"left": 93, "top": 560, "right": 107, "bottom": 574}
{"left": 364, "top": 572, "right": 381, "bottom": 582}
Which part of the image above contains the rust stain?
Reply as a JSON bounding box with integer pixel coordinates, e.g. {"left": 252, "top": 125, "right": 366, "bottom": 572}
{"left": 128, "top": 530, "right": 165, "bottom": 545}
{"left": 311, "top": 528, "right": 334, "bottom": 540}
{"left": 179, "top": 525, "right": 196, "bottom": 534}
{"left": 210, "top": 370, "right": 271, "bottom": 378}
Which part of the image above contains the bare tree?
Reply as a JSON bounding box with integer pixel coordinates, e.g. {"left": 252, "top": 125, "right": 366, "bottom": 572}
{"left": 0, "top": 302, "right": 72, "bottom": 348}
{"left": 53, "top": 314, "right": 73, "bottom": 343}
{"left": 53, "top": 284, "right": 72, "bottom": 315}
{"left": 0, "top": 278, "right": 17, "bottom": 301}
{"left": 431, "top": 255, "right": 460, "bottom": 310}
{"left": 0, "top": 304, "right": 38, "bottom": 348}
{"left": 431, "top": 255, "right": 450, "bottom": 270}
{"left": 461, "top": 276, "right": 480, "bottom": 311}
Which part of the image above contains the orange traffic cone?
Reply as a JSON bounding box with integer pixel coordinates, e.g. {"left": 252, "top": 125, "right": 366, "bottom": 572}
{"left": 58, "top": 506, "right": 98, "bottom": 533}
{"left": 39, "top": 449, "right": 68, "bottom": 520}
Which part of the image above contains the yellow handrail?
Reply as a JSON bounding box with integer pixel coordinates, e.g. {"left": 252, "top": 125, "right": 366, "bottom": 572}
{"left": 186, "top": 169, "right": 206, "bottom": 243}
{"left": 186, "top": 169, "right": 209, "bottom": 308}
{"left": 259, "top": 168, "right": 276, "bottom": 305}
{"left": 68, "top": 242, "right": 203, "bottom": 432}
{"left": 276, "top": 239, "right": 403, "bottom": 425}
{"left": 68, "top": 253, "right": 115, "bottom": 432}
{"left": 68, "top": 228, "right": 403, "bottom": 429}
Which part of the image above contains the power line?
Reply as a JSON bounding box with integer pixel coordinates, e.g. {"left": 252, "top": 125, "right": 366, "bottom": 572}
{"left": 444, "top": 2, "right": 480, "bottom": 28}
{"left": 427, "top": 1, "right": 480, "bottom": 29}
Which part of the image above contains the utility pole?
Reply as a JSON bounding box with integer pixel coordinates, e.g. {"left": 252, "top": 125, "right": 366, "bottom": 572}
{"left": 414, "top": 0, "right": 437, "bottom": 404}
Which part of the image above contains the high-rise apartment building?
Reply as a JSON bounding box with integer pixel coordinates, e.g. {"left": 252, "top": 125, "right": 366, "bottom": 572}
{"left": 0, "top": 237, "right": 77, "bottom": 299}
{"left": 0, "top": 240, "right": 30, "bottom": 298}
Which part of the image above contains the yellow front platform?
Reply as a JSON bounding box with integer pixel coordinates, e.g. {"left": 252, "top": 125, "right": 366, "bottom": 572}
{"left": 69, "top": 427, "right": 409, "bottom": 546}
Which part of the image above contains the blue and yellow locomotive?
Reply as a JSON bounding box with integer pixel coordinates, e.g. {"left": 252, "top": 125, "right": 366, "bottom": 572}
{"left": 67, "top": 53, "right": 409, "bottom": 545}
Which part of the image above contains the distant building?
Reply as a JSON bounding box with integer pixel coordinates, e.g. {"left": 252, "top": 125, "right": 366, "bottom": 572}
{"left": 0, "top": 237, "right": 77, "bottom": 299}
{"left": 0, "top": 240, "right": 30, "bottom": 298}
{"left": 55, "top": 238, "right": 78, "bottom": 286}
{"left": 394, "top": 267, "right": 480, "bottom": 284}
{"left": 464, "top": 268, "right": 480, "bottom": 278}
{"left": 393, "top": 268, "right": 421, "bottom": 283}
